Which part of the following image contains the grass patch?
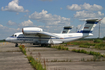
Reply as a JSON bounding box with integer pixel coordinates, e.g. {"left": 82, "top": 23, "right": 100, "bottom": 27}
{"left": 19, "top": 45, "right": 46, "bottom": 70}
{"left": 66, "top": 41, "right": 95, "bottom": 46}
{"left": 52, "top": 45, "right": 69, "bottom": 50}
{"left": 72, "top": 49, "right": 105, "bottom": 58}
{"left": 79, "top": 45, "right": 90, "bottom": 48}
{"left": 72, "top": 49, "right": 100, "bottom": 56}
{"left": 66, "top": 40, "right": 105, "bottom": 50}
{"left": 83, "top": 43, "right": 95, "bottom": 46}
{"left": 19, "top": 45, "right": 26, "bottom": 55}
{"left": 95, "top": 46, "right": 105, "bottom": 50}
{"left": 72, "top": 49, "right": 87, "bottom": 54}
{"left": 94, "top": 39, "right": 103, "bottom": 43}
{"left": 72, "top": 49, "right": 105, "bottom": 61}
{"left": 94, "top": 43, "right": 105, "bottom": 50}
{"left": 0, "top": 40, "right": 5, "bottom": 42}
{"left": 27, "top": 56, "right": 46, "bottom": 70}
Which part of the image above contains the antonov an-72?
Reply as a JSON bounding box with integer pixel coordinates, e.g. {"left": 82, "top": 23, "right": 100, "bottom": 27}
{"left": 5, "top": 19, "right": 101, "bottom": 47}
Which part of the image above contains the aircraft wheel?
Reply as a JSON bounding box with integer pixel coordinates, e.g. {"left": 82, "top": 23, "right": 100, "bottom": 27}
{"left": 44, "top": 44, "right": 48, "bottom": 47}
{"left": 45, "top": 44, "right": 48, "bottom": 47}
{"left": 33, "top": 43, "right": 35, "bottom": 45}
{"left": 41, "top": 44, "right": 48, "bottom": 47}
{"left": 15, "top": 43, "right": 18, "bottom": 47}
{"left": 41, "top": 44, "right": 44, "bottom": 47}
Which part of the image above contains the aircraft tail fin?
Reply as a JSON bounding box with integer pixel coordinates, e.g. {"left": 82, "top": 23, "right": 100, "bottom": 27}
{"left": 62, "top": 26, "right": 73, "bottom": 34}
{"left": 77, "top": 19, "right": 102, "bottom": 36}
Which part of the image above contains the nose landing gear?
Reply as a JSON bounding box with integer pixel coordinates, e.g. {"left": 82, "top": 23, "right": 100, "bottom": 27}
{"left": 15, "top": 43, "right": 18, "bottom": 47}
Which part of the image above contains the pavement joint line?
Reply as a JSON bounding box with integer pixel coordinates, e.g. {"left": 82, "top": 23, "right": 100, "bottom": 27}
{"left": 25, "top": 44, "right": 105, "bottom": 70}
{"left": 19, "top": 45, "right": 46, "bottom": 70}
{"left": 2, "top": 43, "right": 105, "bottom": 70}
{"left": 0, "top": 43, "right": 34, "bottom": 70}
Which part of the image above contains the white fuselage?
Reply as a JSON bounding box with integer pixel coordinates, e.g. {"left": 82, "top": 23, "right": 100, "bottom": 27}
{"left": 5, "top": 32, "right": 91, "bottom": 44}
{"left": 5, "top": 18, "right": 100, "bottom": 46}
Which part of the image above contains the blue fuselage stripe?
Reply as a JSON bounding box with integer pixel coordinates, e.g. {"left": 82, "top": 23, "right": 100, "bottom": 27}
{"left": 10, "top": 36, "right": 82, "bottom": 40}
{"left": 77, "top": 31, "right": 92, "bottom": 33}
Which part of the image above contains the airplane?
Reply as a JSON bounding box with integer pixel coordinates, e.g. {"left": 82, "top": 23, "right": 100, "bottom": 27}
{"left": 5, "top": 18, "right": 102, "bottom": 47}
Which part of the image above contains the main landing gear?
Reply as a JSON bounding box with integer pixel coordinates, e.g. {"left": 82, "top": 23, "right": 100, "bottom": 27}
{"left": 15, "top": 43, "right": 18, "bottom": 47}
{"left": 41, "top": 44, "right": 51, "bottom": 47}
{"left": 41, "top": 44, "right": 47, "bottom": 47}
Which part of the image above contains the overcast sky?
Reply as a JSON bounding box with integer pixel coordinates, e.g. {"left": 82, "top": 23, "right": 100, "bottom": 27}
{"left": 0, "top": 0, "right": 105, "bottom": 40}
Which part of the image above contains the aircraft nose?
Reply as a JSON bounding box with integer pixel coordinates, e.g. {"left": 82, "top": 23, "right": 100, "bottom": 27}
{"left": 5, "top": 37, "right": 10, "bottom": 42}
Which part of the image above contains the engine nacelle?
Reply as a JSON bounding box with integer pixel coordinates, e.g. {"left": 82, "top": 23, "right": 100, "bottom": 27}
{"left": 22, "top": 27, "right": 43, "bottom": 34}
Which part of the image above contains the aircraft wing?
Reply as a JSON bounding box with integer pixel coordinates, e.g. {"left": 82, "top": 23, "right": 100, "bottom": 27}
{"left": 22, "top": 27, "right": 62, "bottom": 38}
{"left": 36, "top": 32, "right": 61, "bottom": 38}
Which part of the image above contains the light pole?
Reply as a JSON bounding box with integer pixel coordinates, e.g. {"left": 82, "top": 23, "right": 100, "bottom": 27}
{"left": 98, "top": 21, "right": 101, "bottom": 39}
{"left": 76, "top": 27, "right": 78, "bottom": 32}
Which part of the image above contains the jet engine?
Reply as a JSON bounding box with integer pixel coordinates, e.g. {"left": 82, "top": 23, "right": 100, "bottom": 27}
{"left": 22, "top": 27, "right": 43, "bottom": 34}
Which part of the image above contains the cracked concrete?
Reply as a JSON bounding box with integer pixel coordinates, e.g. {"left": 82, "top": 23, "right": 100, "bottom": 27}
{"left": 0, "top": 42, "right": 34, "bottom": 70}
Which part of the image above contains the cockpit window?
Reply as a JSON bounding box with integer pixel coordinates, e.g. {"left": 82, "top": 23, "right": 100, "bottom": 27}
{"left": 11, "top": 34, "right": 17, "bottom": 37}
{"left": 11, "top": 35, "right": 14, "bottom": 37}
{"left": 15, "top": 35, "right": 17, "bottom": 37}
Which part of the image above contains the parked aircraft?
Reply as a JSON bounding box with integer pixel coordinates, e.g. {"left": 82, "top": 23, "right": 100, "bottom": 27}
{"left": 5, "top": 19, "right": 102, "bottom": 47}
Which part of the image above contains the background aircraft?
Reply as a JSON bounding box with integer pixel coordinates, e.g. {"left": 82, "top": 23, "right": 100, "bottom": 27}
{"left": 5, "top": 19, "right": 101, "bottom": 47}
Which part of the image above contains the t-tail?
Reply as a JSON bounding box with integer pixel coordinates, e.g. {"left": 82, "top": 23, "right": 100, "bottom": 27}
{"left": 62, "top": 26, "right": 73, "bottom": 34}
{"left": 77, "top": 19, "right": 102, "bottom": 37}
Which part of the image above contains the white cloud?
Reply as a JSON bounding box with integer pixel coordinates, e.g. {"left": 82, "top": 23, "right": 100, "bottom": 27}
{"left": 7, "top": 20, "right": 16, "bottom": 25}
{"left": 16, "top": 28, "right": 21, "bottom": 31}
{"left": 82, "top": 3, "right": 103, "bottom": 11}
{"left": 67, "top": 3, "right": 103, "bottom": 11}
{"left": 29, "top": 10, "right": 71, "bottom": 33}
{"left": 67, "top": 4, "right": 81, "bottom": 11}
{"left": 0, "top": 24, "right": 17, "bottom": 39}
{"left": 19, "top": 20, "right": 33, "bottom": 27}
{"left": 60, "top": 7, "right": 63, "bottom": 10}
{"left": 77, "top": 25, "right": 81, "bottom": 29}
{"left": 16, "top": 12, "right": 19, "bottom": 15}
{"left": 0, "top": 24, "right": 16, "bottom": 32}
{"left": 74, "top": 11, "right": 104, "bottom": 19}
{"left": 101, "top": 17, "right": 105, "bottom": 24}
{"left": 29, "top": 9, "right": 70, "bottom": 25}
{"left": 1, "top": 0, "right": 29, "bottom": 12}
{"left": 41, "top": 25, "right": 64, "bottom": 33}
{"left": 0, "top": 24, "right": 3, "bottom": 28}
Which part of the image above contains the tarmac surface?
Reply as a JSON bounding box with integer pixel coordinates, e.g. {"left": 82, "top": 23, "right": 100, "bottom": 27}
{"left": 0, "top": 42, "right": 34, "bottom": 70}
{"left": 68, "top": 45, "right": 105, "bottom": 55}
{"left": 25, "top": 44, "right": 105, "bottom": 70}
{"left": 0, "top": 42, "right": 105, "bottom": 70}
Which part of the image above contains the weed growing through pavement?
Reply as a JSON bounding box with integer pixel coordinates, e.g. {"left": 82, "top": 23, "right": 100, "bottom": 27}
{"left": 72, "top": 49, "right": 105, "bottom": 61}
{"left": 94, "top": 43, "right": 105, "bottom": 50}
{"left": 27, "top": 55, "right": 46, "bottom": 70}
{"left": 79, "top": 45, "right": 90, "bottom": 48}
{"left": 19, "top": 45, "right": 46, "bottom": 70}
{"left": 81, "top": 58, "right": 85, "bottom": 61}
{"left": 52, "top": 45, "right": 69, "bottom": 50}
{"left": 67, "top": 40, "right": 105, "bottom": 50}
{"left": 19, "top": 45, "right": 26, "bottom": 55}
{"left": 50, "top": 59, "right": 72, "bottom": 62}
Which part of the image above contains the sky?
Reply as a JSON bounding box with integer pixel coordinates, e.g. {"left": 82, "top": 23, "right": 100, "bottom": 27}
{"left": 0, "top": 0, "right": 105, "bottom": 40}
